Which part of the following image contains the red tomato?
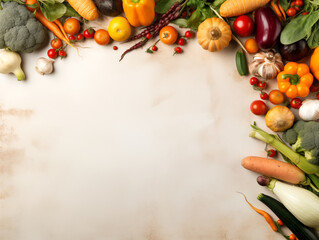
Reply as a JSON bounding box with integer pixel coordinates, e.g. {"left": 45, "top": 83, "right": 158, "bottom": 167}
{"left": 250, "top": 100, "right": 267, "bottom": 115}
{"left": 58, "top": 50, "right": 66, "bottom": 58}
{"left": 77, "top": 33, "right": 84, "bottom": 41}
{"left": 83, "top": 28, "right": 95, "bottom": 39}
{"left": 287, "top": 8, "right": 297, "bottom": 16}
{"left": 178, "top": 38, "right": 185, "bottom": 46}
{"left": 50, "top": 38, "right": 62, "bottom": 49}
{"left": 185, "top": 30, "right": 192, "bottom": 38}
{"left": 267, "top": 149, "right": 277, "bottom": 157}
{"left": 250, "top": 77, "right": 259, "bottom": 85}
{"left": 260, "top": 92, "right": 268, "bottom": 100}
{"left": 47, "top": 48, "right": 57, "bottom": 59}
{"left": 290, "top": 98, "right": 302, "bottom": 109}
{"left": 174, "top": 47, "right": 183, "bottom": 54}
{"left": 233, "top": 15, "right": 254, "bottom": 37}
{"left": 258, "top": 81, "right": 267, "bottom": 89}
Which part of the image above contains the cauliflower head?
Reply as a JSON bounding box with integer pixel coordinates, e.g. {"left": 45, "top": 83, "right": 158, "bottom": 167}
{"left": 0, "top": 2, "right": 47, "bottom": 53}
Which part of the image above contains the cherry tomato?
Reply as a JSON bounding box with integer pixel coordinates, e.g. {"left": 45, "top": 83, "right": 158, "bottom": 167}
{"left": 232, "top": 15, "right": 254, "bottom": 37}
{"left": 290, "top": 98, "right": 302, "bottom": 109}
{"left": 289, "top": 234, "right": 296, "bottom": 240}
{"left": 185, "top": 30, "right": 192, "bottom": 38}
{"left": 47, "top": 48, "right": 57, "bottom": 59}
{"left": 310, "top": 81, "right": 319, "bottom": 92}
{"left": 146, "top": 33, "right": 151, "bottom": 39}
{"left": 160, "top": 26, "right": 178, "bottom": 45}
{"left": 276, "top": 219, "right": 284, "bottom": 226}
{"left": 302, "top": 11, "right": 309, "bottom": 15}
{"left": 260, "top": 92, "right": 268, "bottom": 100}
{"left": 178, "top": 38, "right": 186, "bottom": 46}
{"left": 258, "top": 81, "right": 267, "bottom": 89}
{"left": 113, "top": 46, "right": 118, "bottom": 50}
{"left": 174, "top": 47, "right": 183, "bottom": 54}
{"left": 68, "top": 35, "right": 76, "bottom": 42}
{"left": 50, "top": 38, "right": 63, "bottom": 49}
{"left": 58, "top": 49, "right": 66, "bottom": 58}
{"left": 250, "top": 100, "right": 267, "bottom": 115}
{"left": 83, "top": 28, "right": 95, "bottom": 39}
{"left": 94, "top": 29, "right": 110, "bottom": 45}
{"left": 269, "top": 90, "right": 285, "bottom": 105}
{"left": 290, "top": 1, "right": 296, "bottom": 6}
{"left": 63, "top": 18, "right": 81, "bottom": 35}
{"left": 295, "top": 0, "right": 303, "bottom": 6}
{"left": 287, "top": 8, "right": 297, "bottom": 16}
{"left": 250, "top": 77, "right": 259, "bottom": 85}
{"left": 77, "top": 33, "right": 84, "bottom": 41}
{"left": 267, "top": 149, "right": 277, "bottom": 157}
{"left": 151, "top": 45, "right": 158, "bottom": 51}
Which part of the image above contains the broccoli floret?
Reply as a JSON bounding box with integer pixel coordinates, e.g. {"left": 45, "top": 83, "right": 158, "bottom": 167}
{"left": 282, "top": 128, "right": 298, "bottom": 144}
{"left": 0, "top": 2, "right": 47, "bottom": 53}
{"left": 283, "top": 120, "right": 319, "bottom": 166}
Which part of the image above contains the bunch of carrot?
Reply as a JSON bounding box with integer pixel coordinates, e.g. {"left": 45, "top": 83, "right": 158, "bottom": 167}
{"left": 26, "top": 0, "right": 74, "bottom": 48}
{"left": 270, "top": 0, "right": 287, "bottom": 22}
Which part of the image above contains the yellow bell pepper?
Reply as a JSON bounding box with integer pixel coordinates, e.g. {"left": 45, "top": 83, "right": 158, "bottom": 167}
{"left": 310, "top": 47, "right": 319, "bottom": 81}
{"left": 277, "top": 62, "right": 313, "bottom": 99}
{"left": 123, "top": 0, "right": 155, "bottom": 27}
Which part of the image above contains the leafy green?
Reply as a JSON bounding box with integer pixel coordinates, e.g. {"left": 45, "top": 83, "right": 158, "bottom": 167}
{"left": 280, "top": 10, "right": 319, "bottom": 44}
{"left": 40, "top": 1, "right": 66, "bottom": 21}
{"left": 307, "top": 22, "right": 319, "bottom": 48}
{"left": 279, "top": 0, "right": 289, "bottom": 11}
{"left": 155, "top": 0, "right": 183, "bottom": 14}
{"left": 172, "top": 0, "right": 218, "bottom": 30}
{"left": 64, "top": 2, "right": 80, "bottom": 17}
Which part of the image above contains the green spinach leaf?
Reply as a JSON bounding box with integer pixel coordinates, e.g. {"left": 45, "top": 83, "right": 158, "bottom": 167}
{"left": 307, "top": 22, "right": 319, "bottom": 48}
{"left": 155, "top": 0, "right": 183, "bottom": 14}
{"left": 280, "top": 10, "right": 319, "bottom": 44}
{"left": 40, "top": 2, "right": 67, "bottom": 21}
{"left": 64, "top": 2, "right": 80, "bottom": 17}
{"left": 279, "top": 0, "right": 289, "bottom": 11}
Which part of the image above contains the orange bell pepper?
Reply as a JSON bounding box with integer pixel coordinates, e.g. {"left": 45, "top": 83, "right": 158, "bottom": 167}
{"left": 310, "top": 47, "right": 319, "bottom": 80}
{"left": 123, "top": 0, "right": 155, "bottom": 27}
{"left": 277, "top": 62, "right": 313, "bottom": 99}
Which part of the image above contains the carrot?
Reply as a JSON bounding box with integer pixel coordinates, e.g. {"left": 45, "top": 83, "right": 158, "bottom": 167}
{"left": 34, "top": 11, "right": 75, "bottom": 48}
{"left": 220, "top": 0, "right": 271, "bottom": 17}
{"left": 270, "top": 0, "right": 284, "bottom": 21}
{"left": 66, "top": 0, "right": 99, "bottom": 21}
{"left": 239, "top": 192, "right": 278, "bottom": 232}
{"left": 25, "top": 0, "right": 74, "bottom": 48}
{"left": 241, "top": 156, "right": 307, "bottom": 185}
{"left": 54, "top": 19, "right": 69, "bottom": 41}
{"left": 277, "top": 1, "right": 286, "bottom": 21}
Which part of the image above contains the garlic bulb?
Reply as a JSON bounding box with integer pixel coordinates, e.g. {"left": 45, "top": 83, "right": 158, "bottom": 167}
{"left": 299, "top": 99, "right": 319, "bottom": 121}
{"left": 249, "top": 51, "right": 284, "bottom": 80}
{"left": 35, "top": 57, "right": 54, "bottom": 75}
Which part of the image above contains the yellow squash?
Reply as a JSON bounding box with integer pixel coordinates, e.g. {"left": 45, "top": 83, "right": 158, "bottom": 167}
{"left": 197, "top": 17, "right": 232, "bottom": 52}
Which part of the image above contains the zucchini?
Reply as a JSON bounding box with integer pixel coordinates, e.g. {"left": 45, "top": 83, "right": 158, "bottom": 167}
{"left": 258, "top": 193, "right": 319, "bottom": 240}
{"left": 235, "top": 48, "right": 248, "bottom": 76}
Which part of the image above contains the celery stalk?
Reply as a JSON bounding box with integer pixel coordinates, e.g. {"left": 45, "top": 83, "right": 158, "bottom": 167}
{"left": 250, "top": 124, "right": 319, "bottom": 175}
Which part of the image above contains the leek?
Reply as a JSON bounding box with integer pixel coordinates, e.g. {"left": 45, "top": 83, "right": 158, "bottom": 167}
{"left": 250, "top": 124, "right": 319, "bottom": 175}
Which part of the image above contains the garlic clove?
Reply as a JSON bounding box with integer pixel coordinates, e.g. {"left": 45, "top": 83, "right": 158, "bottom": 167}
{"left": 299, "top": 99, "right": 319, "bottom": 121}
{"left": 35, "top": 57, "right": 54, "bottom": 75}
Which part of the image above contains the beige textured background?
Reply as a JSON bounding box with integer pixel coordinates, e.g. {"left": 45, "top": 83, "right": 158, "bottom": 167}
{"left": 0, "top": 18, "right": 286, "bottom": 240}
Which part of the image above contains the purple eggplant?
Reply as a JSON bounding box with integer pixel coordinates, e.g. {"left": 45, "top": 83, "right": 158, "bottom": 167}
{"left": 255, "top": 7, "right": 282, "bottom": 51}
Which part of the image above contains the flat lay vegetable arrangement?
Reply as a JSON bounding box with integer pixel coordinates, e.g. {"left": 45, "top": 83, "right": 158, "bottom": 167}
{"left": 1, "top": 0, "right": 319, "bottom": 238}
